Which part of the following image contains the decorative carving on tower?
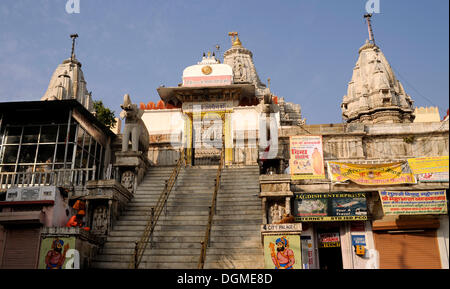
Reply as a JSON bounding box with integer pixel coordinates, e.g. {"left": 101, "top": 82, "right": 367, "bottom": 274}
{"left": 341, "top": 16, "right": 415, "bottom": 124}
{"left": 223, "top": 32, "right": 269, "bottom": 98}
{"left": 41, "top": 34, "right": 94, "bottom": 113}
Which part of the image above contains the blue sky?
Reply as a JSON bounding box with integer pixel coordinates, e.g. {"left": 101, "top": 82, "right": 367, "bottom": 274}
{"left": 0, "top": 0, "right": 448, "bottom": 124}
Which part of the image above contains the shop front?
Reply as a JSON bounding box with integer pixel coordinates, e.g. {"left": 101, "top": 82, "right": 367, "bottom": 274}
{"left": 372, "top": 189, "right": 448, "bottom": 269}
{"left": 294, "top": 192, "right": 373, "bottom": 269}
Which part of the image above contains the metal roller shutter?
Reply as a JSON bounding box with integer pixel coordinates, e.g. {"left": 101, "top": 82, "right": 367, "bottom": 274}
{"left": 1, "top": 226, "right": 41, "bottom": 269}
{"left": 374, "top": 229, "right": 441, "bottom": 269}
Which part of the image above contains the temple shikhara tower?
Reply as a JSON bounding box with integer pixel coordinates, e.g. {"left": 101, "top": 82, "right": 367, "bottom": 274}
{"left": 0, "top": 16, "right": 448, "bottom": 270}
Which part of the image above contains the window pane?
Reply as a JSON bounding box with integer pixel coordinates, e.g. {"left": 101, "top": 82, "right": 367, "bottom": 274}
{"left": 3, "top": 146, "right": 19, "bottom": 163}
{"left": 96, "top": 144, "right": 102, "bottom": 161}
{"left": 68, "top": 124, "right": 77, "bottom": 143}
{"left": 5, "top": 127, "right": 22, "bottom": 144}
{"left": 76, "top": 127, "right": 85, "bottom": 147}
{"left": 17, "top": 165, "right": 34, "bottom": 173}
{"left": 0, "top": 165, "right": 15, "bottom": 173}
{"left": 40, "top": 125, "right": 58, "bottom": 143}
{"left": 18, "top": 145, "right": 37, "bottom": 163}
{"left": 22, "top": 126, "right": 40, "bottom": 143}
{"left": 36, "top": 144, "right": 55, "bottom": 164}
{"left": 58, "top": 124, "right": 67, "bottom": 143}
{"left": 55, "top": 143, "right": 72, "bottom": 163}
{"left": 88, "top": 154, "right": 94, "bottom": 168}
{"left": 84, "top": 134, "right": 92, "bottom": 153}
{"left": 75, "top": 146, "right": 83, "bottom": 168}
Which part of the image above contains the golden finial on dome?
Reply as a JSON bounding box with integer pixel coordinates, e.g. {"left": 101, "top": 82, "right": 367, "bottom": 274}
{"left": 228, "top": 31, "right": 242, "bottom": 47}
{"left": 233, "top": 36, "right": 242, "bottom": 47}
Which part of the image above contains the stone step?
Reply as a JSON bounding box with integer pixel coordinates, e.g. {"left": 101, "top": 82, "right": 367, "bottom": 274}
{"left": 94, "top": 254, "right": 200, "bottom": 263}
{"left": 100, "top": 247, "right": 263, "bottom": 257}
{"left": 126, "top": 200, "right": 260, "bottom": 208}
{"left": 107, "top": 229, "right": 260, "bottom": 238}
{"left": 102, "top": 241, "right": 202, "bottom": 250}
{"left": 119, "top": 210, "right": 211, "bottom": 217}
{"left": 104, "top": 236, "right": 261, "bottom": 245}
{"left": 204, "top": 261, "right": 264, "bottom": 269}
{"left": 115, "top": 214, "right": 260, "bottom": 224}
{"left": 91, "top": 261, "right": 200, "bottom": 269}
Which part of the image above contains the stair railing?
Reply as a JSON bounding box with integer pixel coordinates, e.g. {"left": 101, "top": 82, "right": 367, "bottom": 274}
{"left": 129, "top": 149, "right": 185, "bottom": 269}
{"left": 198, "top": 143, "right": 225, "bottom": 269}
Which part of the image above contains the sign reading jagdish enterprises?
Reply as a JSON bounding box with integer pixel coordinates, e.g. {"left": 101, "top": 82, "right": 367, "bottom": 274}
{"left": 294, "top": 193, "right": 368, "bottom": 222}
{"left": 379, "top": 190, "right": 448, "bottom": 215}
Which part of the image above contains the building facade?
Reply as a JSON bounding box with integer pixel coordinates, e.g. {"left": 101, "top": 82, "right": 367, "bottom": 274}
{"left": 0, "top": 26, "right": 448, "bottom": 269}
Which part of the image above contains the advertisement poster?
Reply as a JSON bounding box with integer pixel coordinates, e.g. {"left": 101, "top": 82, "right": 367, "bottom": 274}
{"left": 327, "top": 161, "right": 416, "bottom": 185}
{"left": 294, "top": 193, "right": 368, "bottom": 222}
{"left": 318, "top": 233, "right": 341, "bottom": 248}
{"left": 289, "top": 136, "right": 325, "bottom": 180}
{"left": 408, "top": 156, "right": 449, "bottom": 182}
{"left": 264, "top": 235, "right": 301, "bottom": 269}
{"left": 379, "top": 190, "right": 448, "bottom": 215}
{"left": 351, "top": 235, "right": 366, "bottom": 246}
{"left": 300, "top": 236, "right": 314, "bottom": 269}
{"left": 38, "top": 237, "right": 76, "bottom": 269}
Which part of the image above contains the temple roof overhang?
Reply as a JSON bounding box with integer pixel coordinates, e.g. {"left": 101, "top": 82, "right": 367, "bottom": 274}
{"left": 157, "top": 83, "right": 256, "bottom": 105}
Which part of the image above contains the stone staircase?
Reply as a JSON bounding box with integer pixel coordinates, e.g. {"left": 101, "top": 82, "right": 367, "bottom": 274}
{"left": 204, "top": 166, "right": 264, "bottom": 269}
{"left": 91, "top": 165, "right": 263, "bottom": 269}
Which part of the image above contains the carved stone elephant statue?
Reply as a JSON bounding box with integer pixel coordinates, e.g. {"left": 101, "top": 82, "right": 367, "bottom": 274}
{"left": 120, "top": 94, "right": 149, "bottom": 153}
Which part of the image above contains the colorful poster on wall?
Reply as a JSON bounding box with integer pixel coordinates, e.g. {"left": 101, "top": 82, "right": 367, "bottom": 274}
{"left": 351, "top": 235, "right": 366, "bottom": 246}
{"left": 407, "top": 156, "right": 449, "bottom": 182}
{"left": 379, "top": 190, "right": 448, "bottom": 215}
{"left": 327, "top": 161, "right": 416, "bottom": 185}
{"left": 300, "top": 236, "right": 314, "bottom": 269}
{"left": 318, "top": 233, "right": 341, "bottom": 248}
{"left": 294, "top": 193, "right": 368, "bottom": 222}
{"left": 38, "top": 236, "right": 76, "bottom": 269}
{"left": 289, "top": 135, "right": 325, "bottom": 180}
{"left": 264, "top": 235, "right": 301, "bottom": 269}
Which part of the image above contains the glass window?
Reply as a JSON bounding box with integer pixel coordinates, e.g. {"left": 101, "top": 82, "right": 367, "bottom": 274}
{"left": 75, "top": 146, "right": 83, "bottom": 168}
{"left": 36, "top": 144, "right": 55, "bottom": 164}
{"left": 5, "top": 127, "right": 22, "bottom": 144}
{"left": 18, "top": 145, "right": 37, "bottom": 164}
{"left": 76, "top": 127, "right": 85, "bottom": 147}
{"left": 0, "top": 165, "right": 15, "bottom": 173}
{"left": 59, "top": 124, "right": 78, "bottom": 143}
{"left": 83, "top": 134, "right": 92, "bottom": 154}
{"left": 40, "top": 125, "right": 58, "bottom": 143}
{"left": 22, "top": 126, "right": 40, "bottom": 143}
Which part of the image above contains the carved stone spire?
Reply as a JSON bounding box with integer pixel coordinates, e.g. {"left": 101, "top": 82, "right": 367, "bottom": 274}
{"left": 42, "top": 34, "right": 94, "bottom": 112}
{"left": 223, "top": 32, "right": 269, "bottom": 98}
{"left": 341, "top": 18, "right": 415, "bottom": 124}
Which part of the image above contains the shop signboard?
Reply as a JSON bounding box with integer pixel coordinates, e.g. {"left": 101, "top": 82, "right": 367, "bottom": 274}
{"left": 407, "top": 156, "right": 449, "bottom": 182}
{"left": 351, "top": 235, "right": 366, "bottom": 246}
{"left": 318, "top": 232, "right": 340, "bottom": 248}
{"left": 327, "top": 161, "right": 416, "bottom": 185}
{"left": 264, "top": 235, "right": 301, "bottom": 269}
{"left": 294, "top": 193, "right": 368, "bottom": 222}
{"left": 289, "top": 136, "right": 325, "bottom": 180}
{"left": 379, "top": 190, "right": 448, "bottom": 215}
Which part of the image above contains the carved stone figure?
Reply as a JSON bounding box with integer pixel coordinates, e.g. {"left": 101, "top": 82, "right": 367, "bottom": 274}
{"left": 121, "top": 170, "right": 135, "bottom": 192}
{"left": 269, "top": 203, "right": 285, "bottom": 224}
{"left": 120, "top": 94, "right": 150, "bottom": 153}
{"left": 92, "top": 205, "right": 108, "bottom": 234}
